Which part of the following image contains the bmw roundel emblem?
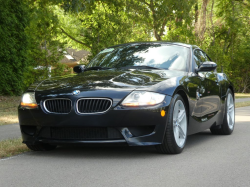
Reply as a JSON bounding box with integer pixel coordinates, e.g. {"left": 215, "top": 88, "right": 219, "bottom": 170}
{"left": 72, "top": 90, "right": 80, "bottom": 95}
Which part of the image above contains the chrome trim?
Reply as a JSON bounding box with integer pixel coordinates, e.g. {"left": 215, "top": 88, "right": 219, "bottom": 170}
{"left": 76, "top": 98, "right": 113, "bottom": 114}
{"left": 43, "top": 98, "right": 72, "bottom": 114}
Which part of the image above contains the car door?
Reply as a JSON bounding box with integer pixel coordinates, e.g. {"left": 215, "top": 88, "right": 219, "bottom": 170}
{"left": 189, "top": 49, "right": 204, "bottom": 119}
{"left": 185, "top": 49, "right": 205, "bottom": 134}
{"left": 197, "top": 50, "right": 220, "bottom": 121}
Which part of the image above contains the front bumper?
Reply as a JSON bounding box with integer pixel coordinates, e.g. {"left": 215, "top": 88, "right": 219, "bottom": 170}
{"left": 18, "top": 96, "right": 172, "bottom": 146}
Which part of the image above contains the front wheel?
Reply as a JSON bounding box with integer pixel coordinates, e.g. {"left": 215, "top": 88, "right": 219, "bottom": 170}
{"left": 156, "top": 94, "right": 188, "bottom": 154}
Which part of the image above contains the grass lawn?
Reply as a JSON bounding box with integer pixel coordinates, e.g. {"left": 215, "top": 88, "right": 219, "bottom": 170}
{"left": 0, "top": 138, "right": 29, "bottom": 159}
{"left": 0, "top": 96, "right": 21, "bottom": 126}
{"left": 235, "top": 93, "right": 250, "bottom": 99}
{"left": 235, "top": 101, "right": 250, "bottom": 108}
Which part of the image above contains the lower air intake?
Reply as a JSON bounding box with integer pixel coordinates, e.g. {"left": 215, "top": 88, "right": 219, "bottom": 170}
{"left": 50, "top": 127, "right": 124, "bottom": 140}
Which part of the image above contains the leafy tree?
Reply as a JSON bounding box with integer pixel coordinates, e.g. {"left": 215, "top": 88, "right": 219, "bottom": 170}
{"left": 55, "top": 1, "right": 151, "bottom": 56}
{"left": 0, "top": 0, "right": 30, "bottom": 95}
{"left": 2, "top": 0, "right": 250, "bottom": 94}
{"left": 205, "top": 0, "right": 250, "bottom": 92}
{"left": 126, "top": 0, "right": 196, "bottom": 41}
{"left": 24, "top": 2, "right": 68, "bottom": 88}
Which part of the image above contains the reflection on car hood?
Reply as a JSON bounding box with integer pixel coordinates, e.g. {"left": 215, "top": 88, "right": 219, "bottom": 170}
{"left": 33, "top": 69, "right": 187, "bottom": 92}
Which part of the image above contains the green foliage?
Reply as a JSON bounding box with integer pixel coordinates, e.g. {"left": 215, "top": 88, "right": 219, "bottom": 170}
{"left": 203, "top": 0, "right": 250, "bottom": 92}
{"left": 23, "top": 2, "right": 68, "bottom": 89}
{"left": 0, "top": 0, "right": 29, "bottom": 95}
{"left": 126, "top": 0, "right": 196, "bottom": 41}
{"left": 0, "top": 0, "right": 70, "bottom": 95}
{"left": 1, "top": 0, "right": 250, "bottom": 95}
{"left": 55, "top": 1, "right": 151, "bottom": 57}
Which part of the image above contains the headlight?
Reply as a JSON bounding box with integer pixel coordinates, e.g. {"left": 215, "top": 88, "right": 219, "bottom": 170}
{"left": 121, "top": 91, "right": 165, "bottom": 107}
{"left": 20, "top": 92, "right": 38, "bottom": 109}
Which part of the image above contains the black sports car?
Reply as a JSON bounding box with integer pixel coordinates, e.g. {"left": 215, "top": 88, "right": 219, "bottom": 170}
{"left": 18, "top": 42, "right": 235, "bottom": 154}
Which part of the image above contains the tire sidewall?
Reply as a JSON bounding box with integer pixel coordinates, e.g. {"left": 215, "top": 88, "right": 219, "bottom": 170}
{"left": 223, "top": 89, "right": 235, "bottom": 134}
{"left": 166, "top": 94, "right": 188, "bottom": 153}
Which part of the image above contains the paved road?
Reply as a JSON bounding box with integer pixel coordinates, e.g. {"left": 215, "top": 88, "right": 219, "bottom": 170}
{"left": 0, "top": 107, "right": 250, "bottom": 187}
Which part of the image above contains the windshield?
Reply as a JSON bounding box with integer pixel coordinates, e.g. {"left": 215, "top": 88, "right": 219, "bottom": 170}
{"left": 88, "top": 44, "right": 189, "bottom": 71}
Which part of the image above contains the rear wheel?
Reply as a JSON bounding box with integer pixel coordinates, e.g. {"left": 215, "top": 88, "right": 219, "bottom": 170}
{"left": 210, "top": 89, "right": 235, "bottom": 135}
{"left": 156, "top": 94, "right": 188, "bottom": 154}
{"left": 26, "top": 143, "right": 57, "bottom": 151}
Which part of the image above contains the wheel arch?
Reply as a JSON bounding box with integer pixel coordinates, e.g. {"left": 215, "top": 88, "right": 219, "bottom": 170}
{"left": 174, "top": 87, "right": 190, "bottom": 127}
{"left": 228, "top": 85, "right": 235, "bottom": 100}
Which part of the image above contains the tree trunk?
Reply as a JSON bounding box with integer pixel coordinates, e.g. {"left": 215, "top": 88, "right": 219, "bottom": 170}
{"left": 199, "top": 0, "right": 209, "bottom": 40}
{"left": 195, "top": 3, "right": 199, "bottom": 24}
{"left": 210, "top": 0, "right": 215, "bottom": 45}
{"left": 154, "top": 30, "right": 162, "bottom": 41}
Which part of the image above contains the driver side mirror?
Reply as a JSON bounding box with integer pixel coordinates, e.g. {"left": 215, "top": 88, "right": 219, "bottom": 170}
{"left": 197, "top": 61, "right": 217, "bottom": 72}
{"left": 73, "top": 65, "right": 85, "bottom": 73}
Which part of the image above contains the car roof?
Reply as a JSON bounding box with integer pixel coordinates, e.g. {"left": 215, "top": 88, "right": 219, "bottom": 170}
{"left": 108, "top": 41, "right": 199, "bottom": 49}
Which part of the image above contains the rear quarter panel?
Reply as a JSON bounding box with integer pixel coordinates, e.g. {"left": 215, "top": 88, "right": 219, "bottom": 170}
{"left": 217, "top": 73, "right": 234, "bottom": 126}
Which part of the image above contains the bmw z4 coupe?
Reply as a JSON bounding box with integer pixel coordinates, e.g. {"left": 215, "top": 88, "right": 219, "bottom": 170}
{"left": 18, "top": 42, "right": 235, "bottom": 154}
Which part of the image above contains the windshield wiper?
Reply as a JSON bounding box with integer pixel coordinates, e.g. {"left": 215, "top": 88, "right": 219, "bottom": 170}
{"left": 120, "top": 65, "right": 164, "bottom": 70}
{"left": 84, "top": 66, "right": 112, "bottom": 71}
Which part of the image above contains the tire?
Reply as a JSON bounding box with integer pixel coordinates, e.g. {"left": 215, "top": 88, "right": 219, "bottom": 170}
{"left": 26, "top": 143, "right": 57, "bottom": 151}
{"left": 156, "top": 94, "right": 188, "bottom": 154}
{"left": 210, "top": 89, "right": 235, "bottom": 135}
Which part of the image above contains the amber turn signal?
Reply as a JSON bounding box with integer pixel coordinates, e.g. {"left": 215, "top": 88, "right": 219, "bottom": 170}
{"left": 161, "top": 110, "right": 165, "bottom": 117}
{"left": 21, "top": 102, "right": 38, "bottom": 109}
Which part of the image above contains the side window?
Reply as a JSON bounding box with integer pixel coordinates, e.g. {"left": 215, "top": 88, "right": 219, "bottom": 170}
{"left": 200, "top": 51, "right": 211, "bottom": 62}
{"left": 193, "top": 50, "right": 203, "bottom": 68}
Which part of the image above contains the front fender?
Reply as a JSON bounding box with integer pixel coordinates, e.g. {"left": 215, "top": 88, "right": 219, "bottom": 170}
{"left": 136, "top": 75, "right": 188, "bottom": 96}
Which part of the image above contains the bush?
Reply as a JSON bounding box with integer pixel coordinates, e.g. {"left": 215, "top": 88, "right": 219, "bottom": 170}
{"left": 0, "top": 0, "right": 29, "bottom": 95}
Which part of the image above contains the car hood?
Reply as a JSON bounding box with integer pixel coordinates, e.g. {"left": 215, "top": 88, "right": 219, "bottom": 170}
{"left": 31, "top": 69, "right": 186, "bottom": 92}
